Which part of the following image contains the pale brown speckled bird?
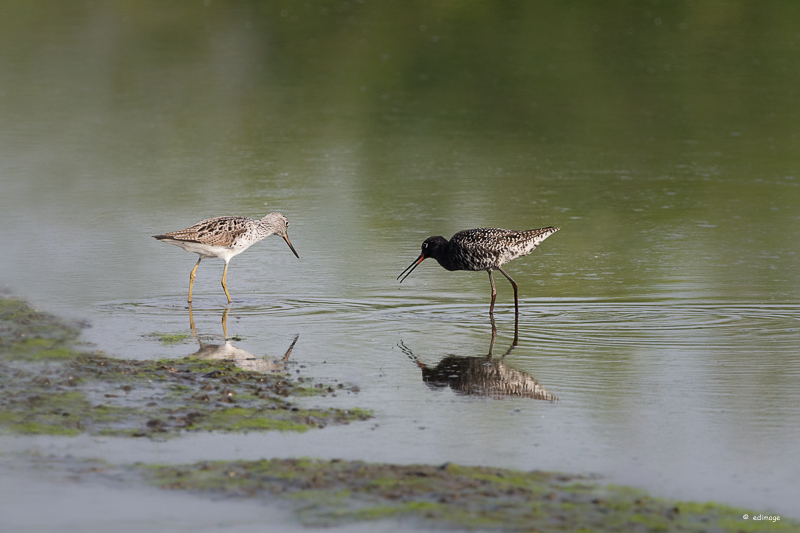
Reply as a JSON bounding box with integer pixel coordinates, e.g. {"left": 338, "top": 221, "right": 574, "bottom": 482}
{"left": 153, "top": 212, "right": 299, "bottom": 303}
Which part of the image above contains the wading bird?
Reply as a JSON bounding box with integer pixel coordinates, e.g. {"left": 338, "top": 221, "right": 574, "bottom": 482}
{"left": 398, "top": 226, "right": 559, "bottom": 315}
{"left": 154, "top": 212, "right": 299, "bottom": 303}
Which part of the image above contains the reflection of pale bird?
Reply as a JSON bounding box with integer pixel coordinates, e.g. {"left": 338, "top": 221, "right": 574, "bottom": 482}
{"left": 398, "top": 226, "right": 559, "bottom": 314}
{"left": 189, "top": 307, "right": 298, "bottom": 374}
{"left": 191, "top": 335, "right": 299, "bottom": 375}
{"left": 154, "top": 212, "right": 299, "bottom": 303}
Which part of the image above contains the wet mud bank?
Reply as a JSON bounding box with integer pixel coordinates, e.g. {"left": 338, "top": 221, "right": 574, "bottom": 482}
{"left": 0, "top": 296, "right": 369, "bottom": 437}
{"left": 20, "top": 455, "right": 791, "bottom": 533}
{"left": 2, "top": 296, "right": 795, "bottom": 532}
{"left": 139, "top": 458, "right": 794, "bottom": 532}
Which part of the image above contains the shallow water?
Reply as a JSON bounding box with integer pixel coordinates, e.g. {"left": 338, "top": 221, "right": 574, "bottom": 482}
{"left": 1, "top": 0, "right": 799, "bottom": 527}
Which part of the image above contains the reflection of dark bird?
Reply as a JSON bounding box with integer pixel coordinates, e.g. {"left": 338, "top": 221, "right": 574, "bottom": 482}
{"left": 153, "top": 212, "right": 299, "bottom": 303}
{"left": 398, "top": 226, "right": 559, "bottom": 314}
{"left": 189, "top": 306, "right": 298, "bottom": 374}
{"left": 399, "top": 342, "right": 557, "bottom": 401}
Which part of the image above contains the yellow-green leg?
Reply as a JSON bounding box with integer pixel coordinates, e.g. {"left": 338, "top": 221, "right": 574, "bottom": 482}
{"left": 221, "top": 261, "right": 232, "bottom": 303}
{"left": 188, "top": 257, "right": 202, "bottom": 303}
{"left": 221, "top": 307, "right": 229, "bottom": 338}
{"left": 188, "top": 303, "right": 197, "bottom": 336}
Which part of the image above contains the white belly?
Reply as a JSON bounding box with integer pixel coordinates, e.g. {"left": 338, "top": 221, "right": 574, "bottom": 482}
{"left": 164, "top": 239, "right": 248, "bottom": 262}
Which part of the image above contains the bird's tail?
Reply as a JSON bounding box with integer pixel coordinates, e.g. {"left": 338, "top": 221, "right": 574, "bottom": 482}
{"left": 520, "top": 226, "right": 559, "bottom": 246}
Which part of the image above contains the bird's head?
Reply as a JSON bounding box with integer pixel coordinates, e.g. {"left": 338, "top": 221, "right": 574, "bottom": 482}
{"left": 397, "top": 236, "right": 447, "bottom": 283}
{"left": 420, "top": 236, "right": 448, "bottom": 259}
{"left": 262, "top": 212, "right": 299, "bottom": 258}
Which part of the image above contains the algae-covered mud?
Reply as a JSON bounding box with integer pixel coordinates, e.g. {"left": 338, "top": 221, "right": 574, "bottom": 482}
{"left": 136, "top": 458, "right": 794, "bottom": 532}
{"left": 3, "top": 297, "right": 796, "bottom": 531}
{"left": 0, "top": 297, "right": 370, "bottom": 437}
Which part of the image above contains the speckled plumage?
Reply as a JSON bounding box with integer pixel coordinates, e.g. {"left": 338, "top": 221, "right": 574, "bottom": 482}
{"left": 431, "top": 227, "right": 559, "bottom": 272}
{"left": 420, "top": 355, "right": 557, "bottom": 400}
{"left": 398, "top": 226, "right": 559, "bottom": 315}
{"left": 153, "top": 212, "right": 299, "bottom": 303}
{"left": 399, "top": 341, "right": 557, "bottom": 400}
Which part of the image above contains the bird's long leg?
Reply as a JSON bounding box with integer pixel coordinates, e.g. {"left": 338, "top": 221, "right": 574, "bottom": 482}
{"left": 188, "top": 257, "right": 202, "bottom": 303}
{"left": 488, "top": 314, "right": 497, "bottom": 356}
{"left": 488, "top": 271, "right": 497, "bottom": 315}
{"left": 497, "top": 266, "right": 519, "bottom": 316}
{"left": 501, "top": 337, "right": 518, "bottom": 357}
{"left": 221, "top": 261, "right": 232, "bottom": 303}
{"left": 221, "top": 307, "right": 229, "bottom": 339}
{"left": 188, "top": 303, "right": 197, "bottom": 337}
{"left": 512, "top": 309, "right": 519, "bottom": 347}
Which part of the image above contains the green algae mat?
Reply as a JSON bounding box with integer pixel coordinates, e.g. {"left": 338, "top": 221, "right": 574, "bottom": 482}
{"left": 134, "top": 458, "right": 792, "bottom": 532}
{"left": 0, "top": 297, "right": 369, "bottom": 437}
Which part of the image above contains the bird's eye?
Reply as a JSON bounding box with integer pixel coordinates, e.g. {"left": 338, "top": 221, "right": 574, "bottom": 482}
{"left": 422, "top": 243, "right": 427, "bottom": 249}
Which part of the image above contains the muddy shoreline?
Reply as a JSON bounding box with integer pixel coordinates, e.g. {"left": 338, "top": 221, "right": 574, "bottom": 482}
{"left": 1, "top": 296, "right": 793, "bottom": 532}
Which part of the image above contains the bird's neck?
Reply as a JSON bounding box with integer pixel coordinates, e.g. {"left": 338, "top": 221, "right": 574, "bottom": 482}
{"left": 429, "top": 240, "right": 458, "bottom": 271}
{"left": 255, "top": 219, "right": 277, "bottom": 237}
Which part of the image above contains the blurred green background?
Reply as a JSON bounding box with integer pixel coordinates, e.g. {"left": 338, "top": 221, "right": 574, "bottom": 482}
{"left": 2, "top": 0, "right": 798, "bottom": 304}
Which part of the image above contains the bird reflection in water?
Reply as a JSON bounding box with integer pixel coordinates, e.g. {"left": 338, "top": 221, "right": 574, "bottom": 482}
{"left": 188, "top": 306, "right": 298, "bottom": 374}
{"left": 399, "top": 322, "right": 556, "bottom": 401}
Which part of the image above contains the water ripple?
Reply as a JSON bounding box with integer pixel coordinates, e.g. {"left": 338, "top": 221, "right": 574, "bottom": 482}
{"left": 98, "top": 298, "right": 800, "bottom": 353}
{"left": 521, "top": 302, "right": 800, "bottom": 351}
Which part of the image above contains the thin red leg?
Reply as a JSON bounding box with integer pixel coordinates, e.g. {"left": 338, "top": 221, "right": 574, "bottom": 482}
{"left": 497, "top": 266, "right": 519, "bottom": 316}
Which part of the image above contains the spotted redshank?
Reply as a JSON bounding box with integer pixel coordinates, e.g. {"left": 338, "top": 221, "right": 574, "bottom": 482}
{"left": 397, "top": 226, "right": 559, "bottom": 315}
{"left": 153, "top": 212, "right": 299, "bottom": 303}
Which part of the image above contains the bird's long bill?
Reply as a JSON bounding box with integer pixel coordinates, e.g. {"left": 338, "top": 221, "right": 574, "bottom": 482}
{"left": 397, "top": 254, "right": 425, "bottom": 283}
{"left": 282, "top": 234, "right": 300, "bottom": 258}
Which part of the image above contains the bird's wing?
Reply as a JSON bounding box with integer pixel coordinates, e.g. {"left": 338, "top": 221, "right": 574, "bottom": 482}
{"left": 159, "top": 217, "right": 251, "bottom": 247}
{"left": 450, "top": 228, "right": 514, "bottom": 248}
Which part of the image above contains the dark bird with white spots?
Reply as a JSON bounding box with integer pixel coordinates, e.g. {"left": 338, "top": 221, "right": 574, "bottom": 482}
{"left": 398, "top": 226, "right": 559, "bottom": 315}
